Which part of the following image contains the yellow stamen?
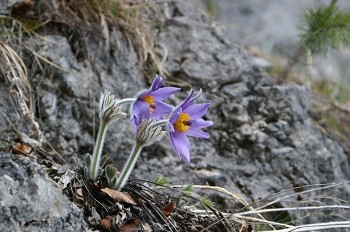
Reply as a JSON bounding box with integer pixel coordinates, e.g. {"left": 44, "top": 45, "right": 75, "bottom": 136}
{"left": 173, "top": 113, "right": 191, "bottom": 132}
{"left": 141, "top": 95, "right": 155, "bottom": 112}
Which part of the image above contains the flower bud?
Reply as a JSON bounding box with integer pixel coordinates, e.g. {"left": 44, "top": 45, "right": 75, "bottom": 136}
{"left": 136, "top": 119, "right": 166, "bottom": 147}
{"left": 99, "top": 92, "right": 127, "bottom": 124}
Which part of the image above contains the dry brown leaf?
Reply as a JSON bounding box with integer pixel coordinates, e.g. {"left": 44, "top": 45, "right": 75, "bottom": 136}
{"left": 76, "top": 188, "right": 83, "bottom": 197}
{"left": 11, "top": 0, "right": 34, "bottom": 15}
{"left": 162, "top": 200, "right": 175, "bottom": 217}
{"left": 100, "top": 216, "right": 113, "bottom": 231}
{"left": 72, "top": 188, "right": 84, "bottom": 207}
{"left": 11, "top": 143, "right": 32, "bottom": 156}
{"left": 101, "top": 187, "right": 137, "bottom": 205}
{"left": 120, "top": 219, "right": 152, "bottom": 232}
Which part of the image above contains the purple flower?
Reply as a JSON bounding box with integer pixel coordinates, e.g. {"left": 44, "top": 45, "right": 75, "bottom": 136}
{"left": 131, "top": 75, "right": 180, "bottom": 130}
{"left": 168, "top": 89, "right": 213, "bottom": 163}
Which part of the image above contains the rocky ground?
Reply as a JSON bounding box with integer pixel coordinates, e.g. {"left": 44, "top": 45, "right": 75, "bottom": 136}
{"left": 0, "top": 0, "right": 349, "bottom": 231}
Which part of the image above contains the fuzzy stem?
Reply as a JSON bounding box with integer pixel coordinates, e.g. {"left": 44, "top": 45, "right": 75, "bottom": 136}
{"left": 116, "top": 98, "right": 136, "bottom": 106}
{"left": 115, "top": 143, "right": 143, "bottom": 191}
{"left": 89, "top": 120, "right": 108, "bottom": 180}
{"left": 150, "top": 119, "right": 169, "bottom": 128}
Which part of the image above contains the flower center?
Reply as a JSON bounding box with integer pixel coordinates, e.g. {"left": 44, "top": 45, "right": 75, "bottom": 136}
{"left": 141, "top": 95, "right": 155, "bottom": 112}
{"left": 173, "top": 113, "right": 191, "bottom": 133}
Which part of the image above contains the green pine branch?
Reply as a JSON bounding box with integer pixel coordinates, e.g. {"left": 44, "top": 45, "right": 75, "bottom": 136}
{"left": 300, "top": 5, "right": 350, "bottom": 55}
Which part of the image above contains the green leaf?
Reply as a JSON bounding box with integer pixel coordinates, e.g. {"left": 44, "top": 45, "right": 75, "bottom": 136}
{"left": 100, "top": 155, "right": 108, "bottom": 168}
{"left": 110, "top": 177, "right": 117, "bottom": 188}
{"left": 154, "top": 175, "right": 170, "bottom": 186}
{"left": 0, "top": 140, "right": 10, "bottom": 151}
{"left": 84, "top": 154, "right": 91, "bottom": 167}
{"left": 300, "top": 5, "right": 350, "bottom": 55}
{"left": 106, "top": 165, "right": 117, "bottom": 179}
{"left": 83, "top": 167, "right": 89, "bottom": 179}
{"left": 200, "top": 195, "right": 214, "bottom": 208}
{"left": 97, "top": 168, "right": 103, "bottom": 177}
{"left": 83, "top": 155, "right": 91, "bottom": 178}
{"left": 105, "top": 164, "right": 118, "bottom": 189}
{"left": 182, "top": 184, "right": 193, "bottom": 194}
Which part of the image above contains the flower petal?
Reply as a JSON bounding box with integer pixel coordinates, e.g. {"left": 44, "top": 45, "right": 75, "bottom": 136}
{"left": 152, "top": 87, "right": 181, "bottom": 101}
{"left": 132, "top": 100, "right": 151, "bottom": 125}
{"left": 180, "top": 89, "right": 194, "bottom": 109}
{"left": 181, "top": 89, "right": 203, "bottom": 109}
{"left": 190, "top": 118, "right": 213, "bottom": 130}
{"left": 168, "top": 122, "right": 175, "bottom": 133}
{"left": 152, "top": 101, "right": 174, "bottom": 118}
{"left": 169, "top": 132, "right": 179, "bottom": 157}
{"left": 170, "top": 132, "right": 190, "bottom": 163}
{"left": 169, "top": 107, "right": 182, "bottom": 124}
{"left": 185, "top": 129, "right": 210, "bottom": 138}
{"left": 183, "top": 103, "right": 210, "bottom": 119}
{"left": 150, "top": 74, "right": 163, "bottom": 91}
{"left": 136, "top": 89, "right": 151, "bottom": 98}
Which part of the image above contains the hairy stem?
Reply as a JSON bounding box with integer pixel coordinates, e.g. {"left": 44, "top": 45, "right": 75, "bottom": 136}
{"left": 89, "top": 120, "right": 108, "bottom": 180}
{"left": 150, "top": 119, "right": 169, "bottom": 128}
{"left": 116, "top": 98, "right": 136, "bottom": 106}
{"left": 115, "top": 143, "right": 143, "bottom": 190}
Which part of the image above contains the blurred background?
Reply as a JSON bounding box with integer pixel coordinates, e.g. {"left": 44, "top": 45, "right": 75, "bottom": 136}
{"left": 188, "top": 0, "right": 350, "bottom": 107}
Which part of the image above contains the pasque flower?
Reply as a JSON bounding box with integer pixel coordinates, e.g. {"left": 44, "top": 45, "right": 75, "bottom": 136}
{"left": 100, "top": 92, "right": 127, "bottom": 123}
{"left": 115, "top": 118, "right": 167, "bottom": 190}
{"left": 86, "top": 92, "right": 127, "bottom": 181}
{"left": 84, "top": 81, "right": 213, "bottom": 191}
{"left": 168, "top": 89, "right": 213, "bottom": 163}
{"left": 136, "top": 119, "right": 167, "bottom": 146}
{"left": 131, "top": 74, "right": 180, "bottom": 130}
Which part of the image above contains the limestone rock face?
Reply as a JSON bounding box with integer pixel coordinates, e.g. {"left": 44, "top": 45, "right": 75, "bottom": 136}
{"left": 136, "top": 0, "right": 350, "bottom": 222}
{"left": 25, "top": 32, "right": 144, "bottom": 169}
{"left": 0, "top": 152, "right": 89, "bottom": 232}
{"left": 0, "top": 0, "right": 349, "bottom": 228}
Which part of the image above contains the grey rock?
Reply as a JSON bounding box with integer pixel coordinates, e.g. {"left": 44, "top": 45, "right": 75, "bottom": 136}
{"left": 27, "top": 31, "right": 144, "bottom": 168}
{"left": 0, "top": 0, "right": 349, "bottom": 228}
{"left": 147, "top": 0, "right": 350, "bottom": 223}
{"left": 0, "top": 152, "right": 89, "bottom": 232}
